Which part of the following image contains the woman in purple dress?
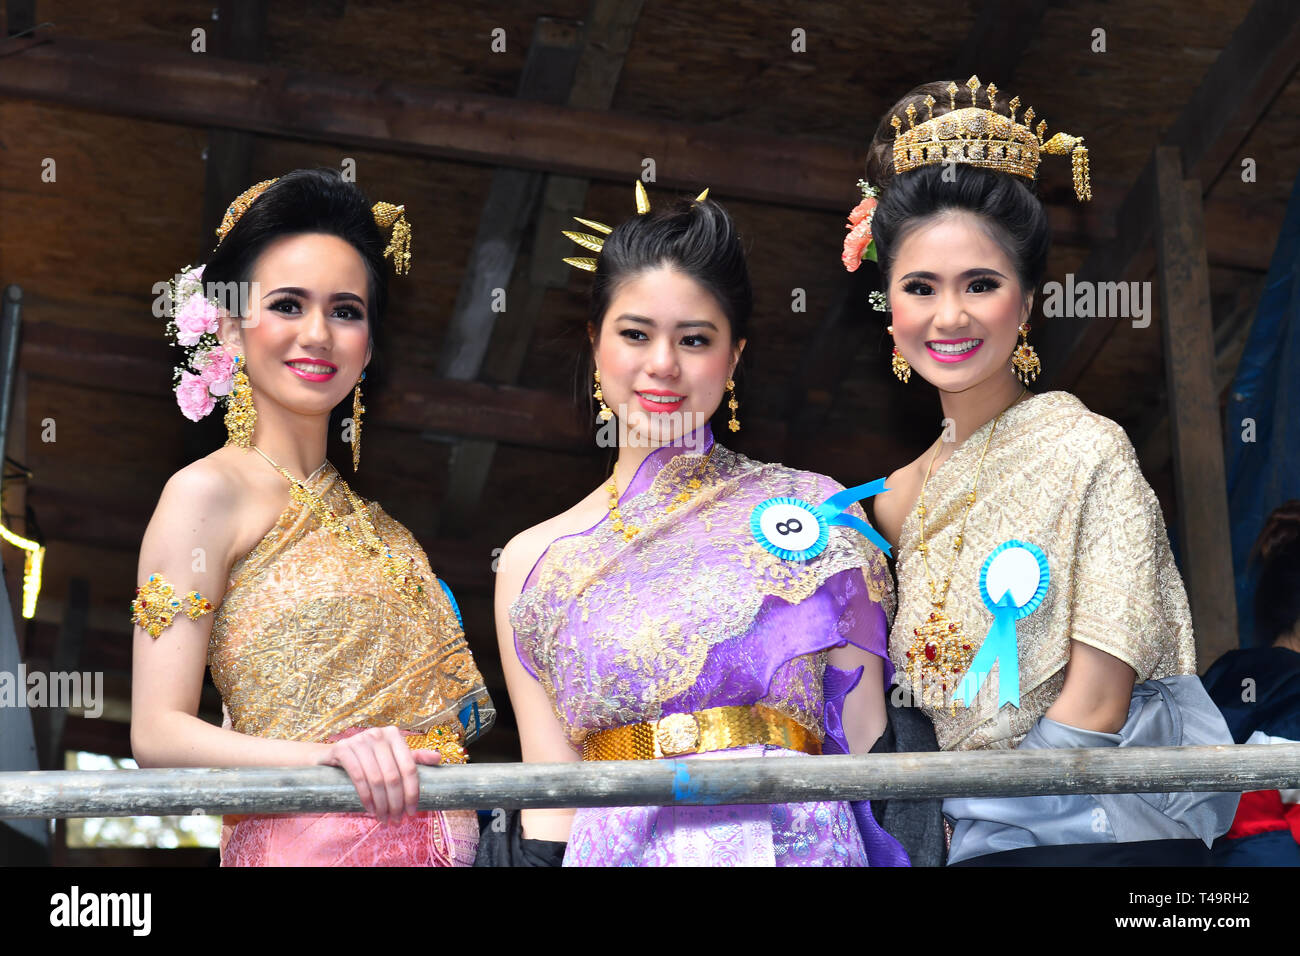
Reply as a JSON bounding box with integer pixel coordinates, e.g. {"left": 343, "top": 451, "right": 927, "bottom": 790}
{"left": 490, "top": 185, "right": 911, "bottom": 866}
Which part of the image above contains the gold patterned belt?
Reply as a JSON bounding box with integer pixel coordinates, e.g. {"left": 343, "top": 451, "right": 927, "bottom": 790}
{"left": 581, "top": 704, "right": 821, "bottom": 761}
{"left": 404, "top": 724, "right": 468, "bottom": 765}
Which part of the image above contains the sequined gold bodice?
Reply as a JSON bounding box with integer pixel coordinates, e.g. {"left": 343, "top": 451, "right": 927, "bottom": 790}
{"left": 888, "top": 392, "right": 1196, "bottom": 751}
{"left": 207, "top": 461, "right": 492, "bottom": 744}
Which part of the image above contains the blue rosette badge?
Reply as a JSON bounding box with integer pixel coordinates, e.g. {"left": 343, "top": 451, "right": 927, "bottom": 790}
{"left": 951, "top": 540, "right": 1050, "bottom": 710}
{"left": 750, "top": 479, "right": 892, "bottom": 561}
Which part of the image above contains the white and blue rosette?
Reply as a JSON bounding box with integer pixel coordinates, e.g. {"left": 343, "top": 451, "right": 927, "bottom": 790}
{"left": 952, "top": 539, "right": 1050, "bottom": 710}
{"left": 749, "top": 478, "right": 892, "bottom": 561}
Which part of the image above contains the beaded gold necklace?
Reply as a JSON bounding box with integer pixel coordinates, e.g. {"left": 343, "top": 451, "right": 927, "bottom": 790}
{"left": 904, "top": 389, "right": 1025, "bottom": 705}
{"left": 607, "top": 442, "right": 718, "bottom": 542}
{"left": 252, "top": 446, "right": 430, "bottom": 619}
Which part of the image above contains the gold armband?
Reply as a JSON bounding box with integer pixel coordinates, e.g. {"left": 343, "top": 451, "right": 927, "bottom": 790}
{"left": 131, "top": 572, "right": 216, "bottom": 639}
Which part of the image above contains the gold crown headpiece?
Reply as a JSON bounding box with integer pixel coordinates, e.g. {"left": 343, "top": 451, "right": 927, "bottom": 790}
{"left": 562, "top": 182, "right": 711, "bottom": 272}
{"left": 214, "top": 177, "right": 413, "bottom": 275}
{"left": 891, "top": 75, "right": 1091, "bottom": 201}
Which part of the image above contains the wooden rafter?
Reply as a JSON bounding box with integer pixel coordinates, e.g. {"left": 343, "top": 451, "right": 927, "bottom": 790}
{"left": 1037, "top": 0, "right": 1300, "bottom": 389}
{"left": 435, "top": 1, "right": 644, "bottom": 537}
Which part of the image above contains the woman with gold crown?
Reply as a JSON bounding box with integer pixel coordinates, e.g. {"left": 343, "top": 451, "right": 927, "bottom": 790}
{"left": 130, "top": 168, "right": 493, "bottom": 866}
{"left": 855, "top": 78, "right": 1239, "bottom": 865}
{"left": 485, "top": 183, "right": 916, "bottom": 867}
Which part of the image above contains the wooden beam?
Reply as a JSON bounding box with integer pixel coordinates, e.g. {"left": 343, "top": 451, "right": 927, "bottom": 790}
{"left": 1153, "top": 146, "right": 1238, "bottom": 663}
{"left": 196, "top": 1, "right": 268, "bottom": 256}
{"left": 434, "top": 17, "right": 585, "bottom": 381}
{"left": 1038, "top": 0, "right": 1300, "bottom": 388}
{"left": 0, "top": 32, "right": 859, "bottom": 209}
{"left": 17, "top": 322, "right": 594, "bottom": 449}
{"left": 951, "top": 0, "right": 1049, "bottom": 81}
{"left": 1134, "top": 276, "right": 1264, "bottom": 474}
{"left": 0, "top": 35, "right": 1282, "bottom": 268}
{"left": 437, "top": 2, "right": 643, "bottom": 537}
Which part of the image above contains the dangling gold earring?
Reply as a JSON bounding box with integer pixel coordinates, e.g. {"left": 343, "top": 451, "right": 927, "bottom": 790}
{"left": 725, "top": 378, "right": 740, "bottom": 432}
{"left": 351, "top": 371, "right": 365, "bottom": 472}
{"left": 1011, "top": 321, "right": 1041, "bottom": 385}
{"left": 593, "top": 368, "right": 613, "bottom": 421}
{"left": 224, "top": 354, "right": 257, "bottom": 447}
{"left": 887, "top": 326, "right": 911, "bottom": 384}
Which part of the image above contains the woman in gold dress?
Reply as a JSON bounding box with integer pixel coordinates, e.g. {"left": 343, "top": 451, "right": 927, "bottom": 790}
{"left": 854, "top": 78, "right": 1238, "bottom": 865}
{"left": 130, "top": 169, "right": 492, "bottom": 866}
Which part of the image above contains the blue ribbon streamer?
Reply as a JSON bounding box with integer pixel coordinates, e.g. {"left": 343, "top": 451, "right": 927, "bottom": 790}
{"left": 953, "top": 591, "right": 1021, "bottom": 709}
{"left": 816, "top": 478, "right": 892, "bottom": 558}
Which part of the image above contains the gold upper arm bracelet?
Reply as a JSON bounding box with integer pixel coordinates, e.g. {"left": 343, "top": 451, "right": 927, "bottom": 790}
{"left": 131, "top": 572, "right": 216, "bottom": 639}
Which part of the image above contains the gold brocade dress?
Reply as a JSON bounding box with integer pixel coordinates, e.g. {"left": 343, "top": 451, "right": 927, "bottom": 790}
{"left": 889, "top": 391, "right": 1196, "bottom": 751}
{"left": 207, "top": 460, "right": 494, "bottom": 867}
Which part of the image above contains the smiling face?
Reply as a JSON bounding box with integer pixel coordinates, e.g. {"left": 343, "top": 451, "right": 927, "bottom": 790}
{"left": 219, "top": 232, "right": 372, "bottom": 424}
{"left": 591, "top": 265, "right": 745, "bottom": 447}
{"left": 887, "top": 210, "right": 1032, "bottom": 394}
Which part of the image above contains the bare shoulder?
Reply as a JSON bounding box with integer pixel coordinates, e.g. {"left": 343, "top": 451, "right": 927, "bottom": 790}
{"left": 144, "top": 447, "right": 286, "bottom": 570}
{"left": 154, "top": 453, "right": 243, "bottom": 530}
{"left": 497, "top": 487, "right": 604, "bottom": 597}
{"left": 874, "top": 454, "right": 928, "bottom": 549}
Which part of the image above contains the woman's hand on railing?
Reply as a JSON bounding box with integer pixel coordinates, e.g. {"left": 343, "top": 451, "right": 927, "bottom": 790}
{"left": 315, "top": 727, "right": 442, "bottom": 825}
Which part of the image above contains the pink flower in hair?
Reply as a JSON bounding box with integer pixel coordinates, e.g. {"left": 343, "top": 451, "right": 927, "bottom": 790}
{"left": 842, "top": 196, "right": 878, "bottom": 273}
{"left": 176, "top": 370, "right": 216, "bottom": 422}
{"left": 175, "top": 291, "right": 220, "bottom": 347}
{"left": 194, "top": 346, "right": 234, "bottom": 396}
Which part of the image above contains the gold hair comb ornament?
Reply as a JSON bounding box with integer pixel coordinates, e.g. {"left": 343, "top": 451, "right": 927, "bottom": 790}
{"left": 213, "top": 177, "right": 415, "bottom": 274}
{"left": 891, "top": 75, "right": 1091, "bottom": 201}
{"left": 562, "top": 183, "right": 711, "bottom": 272}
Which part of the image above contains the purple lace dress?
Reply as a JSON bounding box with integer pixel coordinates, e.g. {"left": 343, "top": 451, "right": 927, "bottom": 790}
{"left": 509, "top": 425, "right": 909, "bottom": 866}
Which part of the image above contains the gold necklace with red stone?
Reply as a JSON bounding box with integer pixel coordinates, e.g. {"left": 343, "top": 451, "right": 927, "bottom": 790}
{"left": 904, "top": 389, "right": 1024, "bottom": 706}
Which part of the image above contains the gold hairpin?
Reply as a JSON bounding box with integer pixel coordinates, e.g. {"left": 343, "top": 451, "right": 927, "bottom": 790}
{"left": 562, "top": 183, "right": 710, "bottom": 273}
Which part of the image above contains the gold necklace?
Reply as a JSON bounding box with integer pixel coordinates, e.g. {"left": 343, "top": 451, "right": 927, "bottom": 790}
{"left": 607, "top": 443, "right": 717, "bottom": 542}
{"left": 904, "top": 389, "right": 1025, "bottom": 705}
{"left": 252, "top": 446, "right": 431, "bottom": 620}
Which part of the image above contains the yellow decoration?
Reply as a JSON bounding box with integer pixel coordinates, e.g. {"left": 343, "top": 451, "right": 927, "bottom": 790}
{"left": 251, "top": 446, "right": 431, "bottom": 619}
{"left": 131, "top": 573, "right": 215, "bottom": 639}
{"left": 562, "top": 183, "right": 713, "bottom": 274}
{"left": 213, "top": 177, "right": 417, "bottom": 273}
{"left": 892, "top": 75, "right": 1092, "bottom": 201}
{"left": 0, "top": 517, "right": 44, "bottom": 620}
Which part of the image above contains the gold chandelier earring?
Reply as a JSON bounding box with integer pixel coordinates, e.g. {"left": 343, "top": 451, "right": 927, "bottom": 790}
{"left": 887, "top": 326, "right": 912, "bottom": 384}
{"left": 1011, "top": 322, "right": 1042, "bottom": 385}
{"left": 224, "top": 353, "right": 257, "bottom": 447}
{"left": 725, "top": 378, "right": 740, "bottom": 432}
{"left": 593, "top": 368, "right": 613, "bottom": 422}
{"left": 351, "top": 371, "right": 365, "bottom": 472}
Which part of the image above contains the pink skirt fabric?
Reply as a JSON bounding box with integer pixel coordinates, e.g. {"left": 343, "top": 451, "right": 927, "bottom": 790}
{"left": 220, "top": 808, "right": 478, "bottom": 867}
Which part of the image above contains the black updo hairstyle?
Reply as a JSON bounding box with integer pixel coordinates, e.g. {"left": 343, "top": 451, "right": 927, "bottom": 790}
{"left": 201, "top": 167, "right": 390, "bottom": 378}
{"left": 1252, "top": 501, "right": 1300, "bottom": 647}
{"left": 864, "top": 80, "right": 1052, "bottom": 295}
{"left": 581, "top": 195, "right": 752, "bottom": 437}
